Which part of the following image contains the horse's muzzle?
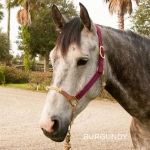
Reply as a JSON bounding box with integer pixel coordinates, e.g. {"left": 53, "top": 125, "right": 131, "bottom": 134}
{"left": 39, "top": 116, "right": 69, "bottom": 142}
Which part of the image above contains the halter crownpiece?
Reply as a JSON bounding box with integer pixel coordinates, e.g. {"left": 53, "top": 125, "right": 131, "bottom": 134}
{"left": 46, "top": 24, "right": 104, "bottom": 150}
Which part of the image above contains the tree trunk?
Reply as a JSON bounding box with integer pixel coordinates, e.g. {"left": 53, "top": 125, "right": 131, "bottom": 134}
{"left": 7, "top": 0, "right": 10, "bottom": 53}
{"left": 24, "top": 49, "right": 30, "bottom": 71}
{"left": 44, "top": 53, "right": 49, "bottom": 72}
{"left": 118, "top": 13, "right": 124, "bottom": 30}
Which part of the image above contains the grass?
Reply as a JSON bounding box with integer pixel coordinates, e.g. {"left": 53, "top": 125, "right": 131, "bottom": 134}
{"left": 1, "top": 84, "right": 115, "bottom": 101}
{"left": 1, "top": 83, "right": 47, "bottom": 92}
{"left": 2, "top": 83, "right": 31, "bottom": 90}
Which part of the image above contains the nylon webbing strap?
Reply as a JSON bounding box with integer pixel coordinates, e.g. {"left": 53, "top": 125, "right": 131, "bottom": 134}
{"left": 75, "top": 25, "right": 104, "bottom": 100}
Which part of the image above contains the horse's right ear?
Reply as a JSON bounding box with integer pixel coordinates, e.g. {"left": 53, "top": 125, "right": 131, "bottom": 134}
{"left": 52, "top": 5, "right": 68, "bottom": 30}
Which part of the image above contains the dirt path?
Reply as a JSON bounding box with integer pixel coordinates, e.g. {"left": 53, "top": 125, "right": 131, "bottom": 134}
{"left": 0, "top": 87, "right": 133, "bottom": 150}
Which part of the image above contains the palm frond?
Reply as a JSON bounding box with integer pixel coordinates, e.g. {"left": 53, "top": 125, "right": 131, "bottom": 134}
{"left": 9, "top": 0, "right": 27, "bottom": 8}
{"left": 103, "top": 0, "right": 139, "bottom": 15}
{"left": 0, "top": 2, "right": 4, "bottom": 20}
{"left": 135, "top": 0, "right": 140, "bottom": 5}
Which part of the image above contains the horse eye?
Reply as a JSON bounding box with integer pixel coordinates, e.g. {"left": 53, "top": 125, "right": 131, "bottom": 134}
{"left": 77, "top": 58, "right": 88, "bottom": 66}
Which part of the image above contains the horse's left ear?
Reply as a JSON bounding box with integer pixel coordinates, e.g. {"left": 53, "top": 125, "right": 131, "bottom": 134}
{"left": 79, "top": 3, "right": 94, "bottom": 32}
{"left": 52, "top": 5, "right": 68, "bottom": 30}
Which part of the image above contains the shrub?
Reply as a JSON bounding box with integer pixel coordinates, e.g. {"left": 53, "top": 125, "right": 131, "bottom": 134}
{"left": 0, "top": 66, "right": 29, "bottom": 84}
{"left": 0, "top": 67, "right": 5, "bottom": 84}
{"left": 0, "top": 66, "right": 52, "bottom": 91}
{"left": 29, "top": 72, "right": 52, "bottom": 91}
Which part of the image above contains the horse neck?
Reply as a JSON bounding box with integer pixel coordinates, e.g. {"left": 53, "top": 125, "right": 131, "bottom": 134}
{"left": 101, "top": 26, "right": 150, "bottom": 122}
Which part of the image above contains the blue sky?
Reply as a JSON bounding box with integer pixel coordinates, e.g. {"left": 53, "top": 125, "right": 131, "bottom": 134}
{"left": 0, "top": 0, "right": 137, "bottom": 56}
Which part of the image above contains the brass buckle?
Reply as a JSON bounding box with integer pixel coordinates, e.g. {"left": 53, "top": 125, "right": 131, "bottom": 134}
{"left": 69, "top": 96, "right": 79, "bottom": 109}
{"left": 100, "top": 46, "right": 105, "bottom": 59}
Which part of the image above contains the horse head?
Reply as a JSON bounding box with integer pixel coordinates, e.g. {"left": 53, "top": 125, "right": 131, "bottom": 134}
{"left": 39, "top": 3, "right": 102, "bottom": 142}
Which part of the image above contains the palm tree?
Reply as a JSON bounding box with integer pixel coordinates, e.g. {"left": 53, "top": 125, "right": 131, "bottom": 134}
{"left": 6, "top": 0, "right": 11, "bottom": 54}
{"left": 9, "top": 0, "right": 46, "bottom": 71}
{"left": 16, "top": 1, "right": 31, "bottom": 26}
{"left": 10, "top": 0, "right": 46, "bottom": 25}
{"left": 104, "top": 0, "right": 140, "bottom": 29}
{"left": 10, "top": 0, "right": 40, "bottom": 26}
{"left": 0, "top": 1, "right": 4, "bottom": 22}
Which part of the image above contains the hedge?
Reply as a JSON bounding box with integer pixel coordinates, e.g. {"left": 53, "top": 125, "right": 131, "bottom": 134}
{"left": 0, "top": 66, "right": 29, "bottom": 84}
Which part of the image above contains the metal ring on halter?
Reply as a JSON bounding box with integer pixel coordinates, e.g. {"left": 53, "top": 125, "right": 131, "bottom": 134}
{"left": 100, "top": 46, "right": 105, "bottom": 59}
{"left": 69, "top": 98, "right": 78, "bottom": 109}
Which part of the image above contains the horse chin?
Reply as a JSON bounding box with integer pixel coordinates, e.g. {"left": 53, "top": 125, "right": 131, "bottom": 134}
{"left": 49, "top": 135, "right": 66, "bottom": 142}
{"left": 43, "top": 130, "right": 68, "bottom": 142}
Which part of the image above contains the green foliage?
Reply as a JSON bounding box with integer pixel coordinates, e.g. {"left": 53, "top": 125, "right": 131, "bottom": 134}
{"left": 12, "top": 53, "right": 24, "bottom": 64}
{"left": 0, "top": 65, "right": 52, "bottom": 91}
{"left": 0, "top": 66, "right": 29, "bottom": 84}
{"left": 0, "top": 68, "right": 5, "bottom": 84}
{"left": 16, "top": 0, "right": 77, "bottom": 72}
{"left": 29, "top": 71, "right": 52, "bottom": 91}
{"left": 28, "top": 7, "right": 58, "bottom": 58}
{"left": 0, "top": 29, "right": 12, "bottom": 62}
{"left": 17, "top": 0, "right": 77, "bottom": 58}
{"left": 21, "top": 26, "right": 30, "bottom": 70}
{"left": 130, "top": 0, "right": 150, "bottom": 36}
{"left": 3, "top": 83, "right": 31, "bottom": 90}
{"left": 0, "top": 1, "right": 4, "bottom": 21}
{"left": 24, "top": 49, "right": 30, "bottom": 70}
{"left": 54, "top": 0, "right": 78, "bottom": 19}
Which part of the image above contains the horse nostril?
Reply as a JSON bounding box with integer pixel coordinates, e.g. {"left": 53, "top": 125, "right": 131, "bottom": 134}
{"left": 52, "top": 118, "right": 60, "bottom": 135}
{"left": 41, "top": 128, "right": 44, "bottom": 132}
{"left": 39, "top": 116, "right": 61, "bottom": 135}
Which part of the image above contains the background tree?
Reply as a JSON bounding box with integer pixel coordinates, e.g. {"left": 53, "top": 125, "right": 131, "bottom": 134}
{"left": 27, "top": 8, "right": 57, "bottom": 72}
{"left": 12, "top": 53, "right": 24, "bottom": 64}
{"left": 17, "top": 0, "right": 77, "bottom": 72}
{"left": 10, "top": 0, "right": 47, "bottom": 25}
{"left": 104, "top": 0, "right": 140, "bottom": 29}
{"left": 9, "top": 0, "right": 43, "bottom": 70}
{"left": 0, "top": 29, "right": 12, "bottom": 63}
{"left": 5, "top": 0, "right": 11, "bottom": 55}
{"left": 130, "top": 0, "right": 150, "bottom": 36}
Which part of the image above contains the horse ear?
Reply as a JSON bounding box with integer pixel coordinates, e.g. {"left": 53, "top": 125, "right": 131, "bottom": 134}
{"left": 52, "top": 5, "right": 68, "bottom": 30}
{"left": 79, "top": 3, "right": 91, "bottom": 31}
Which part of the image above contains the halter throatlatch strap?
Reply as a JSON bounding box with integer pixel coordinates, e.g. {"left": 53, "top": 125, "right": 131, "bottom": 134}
{"left": 46, "top": 25, "right": 104, "bottom": 150}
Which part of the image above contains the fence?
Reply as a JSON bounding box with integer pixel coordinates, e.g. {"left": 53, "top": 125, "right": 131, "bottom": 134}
{"left": 15, "top": 64, "right": 53, "bottom": 72}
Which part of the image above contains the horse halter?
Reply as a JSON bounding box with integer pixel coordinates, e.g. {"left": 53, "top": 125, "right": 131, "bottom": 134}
{"left": 46, "top": 25, "right": 104, "bottom": 149}
{"left": 46, "top": 25, "right": 104, "bottom": 104}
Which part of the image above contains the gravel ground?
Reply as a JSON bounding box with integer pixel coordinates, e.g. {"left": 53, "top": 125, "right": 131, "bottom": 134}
{"left": 0, "top": 86, "right": 133, "bottom": 150}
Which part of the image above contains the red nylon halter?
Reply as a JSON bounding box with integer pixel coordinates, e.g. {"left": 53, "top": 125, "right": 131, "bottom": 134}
{"left": 75, "top": 25, "right": 104, "bottom": 100}
{"left": 46, "top": 25, "right": 104, "bottom": 103}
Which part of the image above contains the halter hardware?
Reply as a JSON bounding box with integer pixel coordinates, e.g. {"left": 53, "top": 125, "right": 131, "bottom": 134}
{"left": 46, "top": 86, "right": 79, "bottom": 108}
{"left": 100, "top": 46, "right": 105, "bottom": 59}
{"left": 46, "top": 25, "right": 104, "bottom": 150}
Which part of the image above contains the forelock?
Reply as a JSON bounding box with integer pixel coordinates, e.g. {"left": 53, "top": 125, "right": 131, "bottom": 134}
{"left": 56, "top": 17, "right": 84, "bottom": 57}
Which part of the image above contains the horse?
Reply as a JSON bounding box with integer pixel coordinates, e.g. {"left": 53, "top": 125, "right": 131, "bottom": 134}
{"left": 39, "top": 3, "right": 150, "bottom": 149}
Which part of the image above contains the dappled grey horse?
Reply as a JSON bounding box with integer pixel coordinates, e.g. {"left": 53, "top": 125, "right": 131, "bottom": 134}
{"left": 39, "top": 3, "right": 150, "bottom": 149}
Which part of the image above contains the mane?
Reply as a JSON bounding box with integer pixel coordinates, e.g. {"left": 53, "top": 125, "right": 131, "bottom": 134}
{"left": 99, "top": 25, "right": 150, "bottom": 46}
{"left": 56, "top": 17, "right": 84, "bottom": 56}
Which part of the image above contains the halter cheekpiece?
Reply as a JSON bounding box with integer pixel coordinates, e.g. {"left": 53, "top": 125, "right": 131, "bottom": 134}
{"left": 46, "top": 25, "right": 104, "bottom": 150}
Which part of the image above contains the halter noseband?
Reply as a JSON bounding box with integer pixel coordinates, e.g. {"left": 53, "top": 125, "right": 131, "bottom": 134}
{"left": 46, "top": 25, "right": 104, "bottom": 149}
